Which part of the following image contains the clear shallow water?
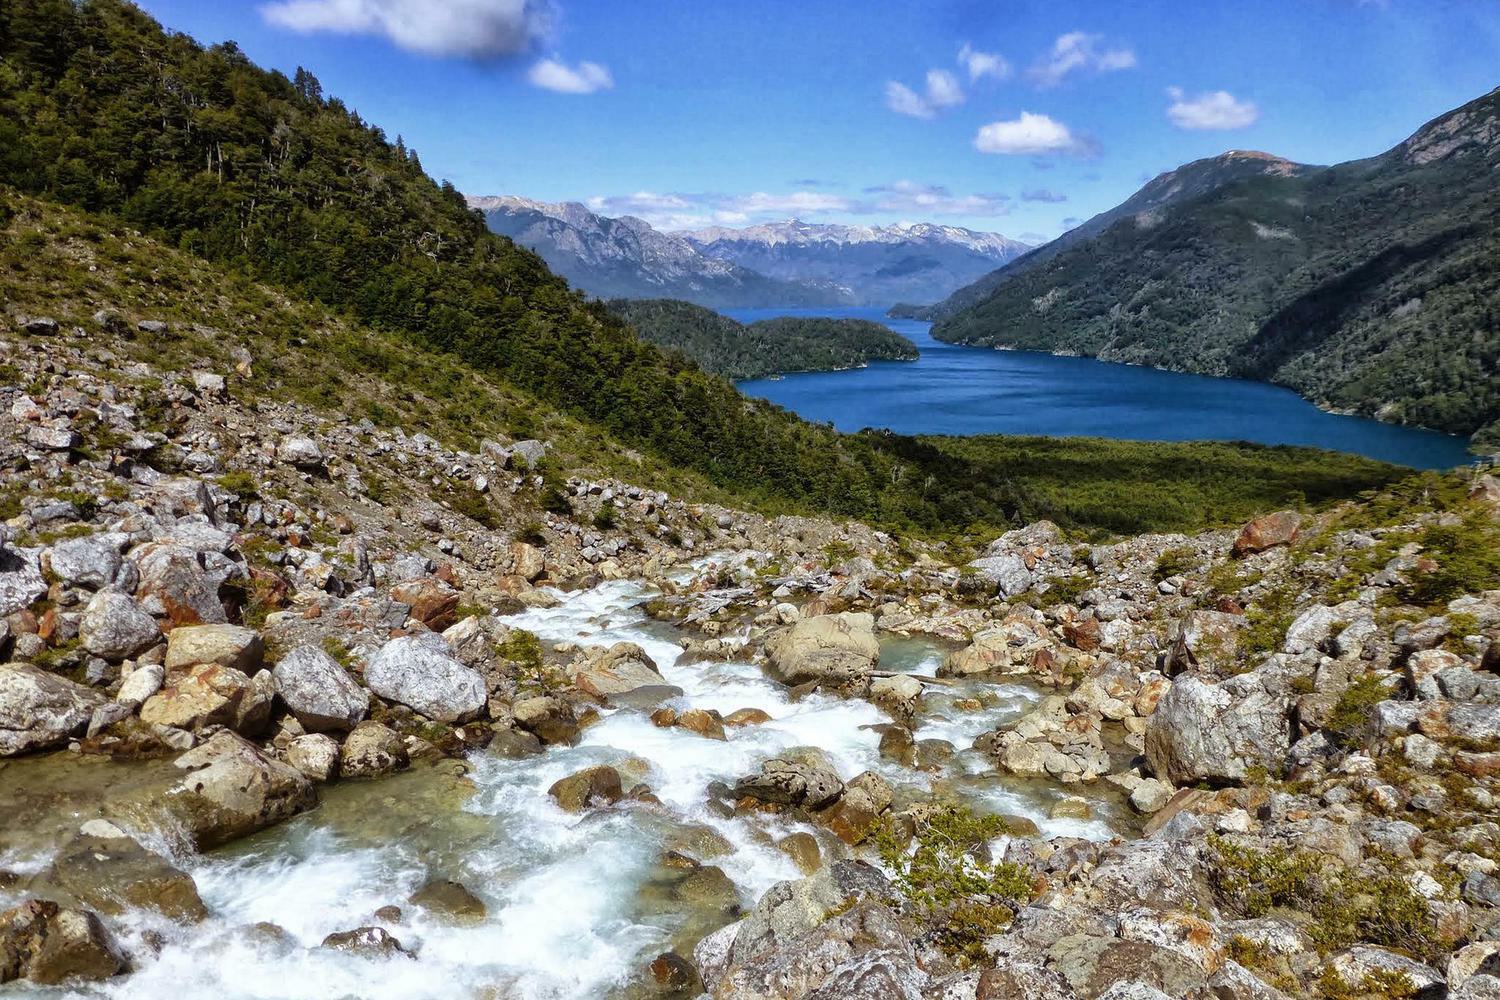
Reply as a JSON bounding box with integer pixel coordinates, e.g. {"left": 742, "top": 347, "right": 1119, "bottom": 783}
{"left": 730, "top": 306, "right": 1475, "bottom": 470}
{"left": 0, "top": 574, "right": 1126, "bottom": 1000}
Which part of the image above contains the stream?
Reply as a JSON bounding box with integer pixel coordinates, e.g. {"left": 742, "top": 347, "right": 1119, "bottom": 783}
{"left": 0, "top": 576, "right": 1131, "bottom": 1000}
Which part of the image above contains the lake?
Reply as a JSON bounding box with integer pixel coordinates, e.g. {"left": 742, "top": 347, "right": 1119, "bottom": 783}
{"left": 728, "top": 306, "right": 1475, "bottom": 470}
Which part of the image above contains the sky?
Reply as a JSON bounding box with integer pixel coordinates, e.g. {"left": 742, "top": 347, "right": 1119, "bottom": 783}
{"left": 136, "top": 0, "right": 1500, "bottom": 243}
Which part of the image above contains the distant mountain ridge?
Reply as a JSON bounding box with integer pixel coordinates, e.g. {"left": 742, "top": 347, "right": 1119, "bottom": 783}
{"left": 468, "top": 195, "right": 847, "bottom": 308}
{"left": 927, "top": 87, "right": 1500, "bottom": 445}
{"left": 469, "top": 195, "right": 1028, "bottom": 308}
{"left": 676, "top": 219, "right": 1031, "bottom": 307}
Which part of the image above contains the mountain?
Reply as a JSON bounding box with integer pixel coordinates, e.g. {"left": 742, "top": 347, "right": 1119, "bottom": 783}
{"left": 916, "top": 151, "right": 1312, "bottom": 322}
{"left": 468, "top": 196, "right": 850, "bottom": 308}
{"left": 605, "top": 299, "right": 918, "bottom": 380}
{"left": 677, "top": 219, "right": 1031, "bottom": 307}
{"left": 930, "top": 88, "right": 1500, "bottom": 445}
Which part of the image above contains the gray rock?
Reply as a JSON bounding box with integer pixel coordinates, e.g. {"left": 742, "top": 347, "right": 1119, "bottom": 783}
{"left": 79, "top": 590, "right": 160, "bottom": 661}
{"left": 364, "top": 636, "right": 485, "bottom": 723}
{"left": 340, "top": 721, "right": 409, "bottom": 778}
{"left": 115, "top": 663, "right": 165, "bottom": 708}
{"left": 272, "top": 645, "right": 369, "bottom": 731}
{"left": 566, "top": 642, "right": 668, "bottom": 698}
{"left": 285, "top": 733, "right": 340, "bottom": 782}
{"left": 0, "top": 545, "right": 47, "bottom": 616}
{"left": 47, "top": 536, "right": 124, "bottom": 590}
{"left": 159, "top": 731, "right": 317, "bottom": 848}
{"left": 735, "top": 757, "right": 845, "bottom": 809}
{"left": 1327, "top": 946, "right": 1443, "bottom": 997}
{"left": 0, "top": 898, "right": 126, "bottom": 984}
{"left": 767, "top": 613, "right": 879, "bottom": 692}
{"left": 275, "top": 435, "right": 323, "bottom": 468}
{"left": 1145, "top": 671, "right": 1289, "bottom": 785}
{"left": 0, "top": 663, "right": 105, "bottom": 756}
{"left": 508, "top": 439, "right": 549, "bottom": 469}
{"left": 967, "top": 551, "right": 1034, "bottom": 597}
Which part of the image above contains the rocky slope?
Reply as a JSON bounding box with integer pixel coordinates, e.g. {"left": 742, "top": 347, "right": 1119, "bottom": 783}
{"left": 0, "top": 281, "right": 1498, "bottom": 998}
{"left": 468, "top": 196, "right": 851, "bottom": 308}
{"left": 927, "top": 87, "right": 1500, "bottom": 445}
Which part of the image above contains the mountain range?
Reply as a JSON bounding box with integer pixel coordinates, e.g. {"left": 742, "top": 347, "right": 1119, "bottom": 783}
{"left": 924, "top": 88, "right": 1500, "bottom": 444}
{"left": 468, "top": 196, "right": 1029, "bottom": 308}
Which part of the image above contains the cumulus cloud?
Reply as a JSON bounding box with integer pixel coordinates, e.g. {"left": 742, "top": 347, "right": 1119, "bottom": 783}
{"left": 958, "top": 42, "right": 1010, "bottom": 82}
{"left": 1022, "top": 187, "right": 1068, "bottom": 203}
{"left": 1166, "top": 87, "right": 1260, "bottom": 130}
{"left": 885, "top": 69, "right": 965, "bottom": 119}
{"left": 1028, "top": 31, "right": 1136, "bottom": 87}
{"left": 528, "top": 57, "right": 612, "bottom": 93}
{"left": 260, "top": 0, "right": 552, "bottom": 59}
{"left": 974, "top": 112, "right": 1090, "bottom": 156}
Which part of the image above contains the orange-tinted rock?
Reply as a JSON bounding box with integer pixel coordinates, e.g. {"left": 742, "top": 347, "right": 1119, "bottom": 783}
{"left": 1232, "top": 511, "right": 1302, "bottom": 556}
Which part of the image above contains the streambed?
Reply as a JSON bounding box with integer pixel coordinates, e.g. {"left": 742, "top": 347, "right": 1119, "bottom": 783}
{"left": 1, "top": 578, "right": 1133, "bottom": 999}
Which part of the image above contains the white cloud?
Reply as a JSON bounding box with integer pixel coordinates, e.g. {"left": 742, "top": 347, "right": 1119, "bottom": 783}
{"left": 1165, "top": 87, "right": 1260, "bottom": 130}
{"left": 885, "top": 68, "right": 965, "bottom": 118}
{"left": 1022, "top": 187, "right": 1068, "bottom": 203}
{"left": 583, "top": 183, "right": 1013, "bottom": 229}
{"left": 958, "top": 43, "right": 1010, "bottom": 82}
{"left": 974, "top": 112, "right": 1086, "bottom": 156}
{"left": 527, "top": 57, "right": 612, "bottom": 93}
{"left": 864, "top": 181, "right": 1011, "bottom": 216}
{"left": 260, "top": 0, "right": 552, "bottom": 59}
{"left": 1028, "top": 31, "right": 1136, "bottom": 87}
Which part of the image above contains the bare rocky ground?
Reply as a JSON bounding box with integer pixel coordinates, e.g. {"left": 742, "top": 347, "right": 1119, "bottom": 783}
{"left": 0, "top": 309, "right": 1498, "bottom": 1000}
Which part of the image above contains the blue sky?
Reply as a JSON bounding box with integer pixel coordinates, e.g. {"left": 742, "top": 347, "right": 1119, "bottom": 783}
{"left": 138, "top": 0, "right": 1500, "bottom": 242}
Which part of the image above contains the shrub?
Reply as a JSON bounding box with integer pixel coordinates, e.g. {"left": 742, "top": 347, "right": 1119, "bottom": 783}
{"left": 875, "top": 806, "right": 1037, "bottom": 963}
{"left": 592, "top": 501, "right": 617, "bottom": 531}
{"left": 1153, "top": 545, "right": 1196, "bottom": 582}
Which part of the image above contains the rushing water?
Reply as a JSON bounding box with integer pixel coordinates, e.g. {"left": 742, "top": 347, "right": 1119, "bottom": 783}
{"left": 0, "top": 574, "right": 1128, "bottom": 1000}
{"left": 729, "top": 306, "right": 1475, "bottom": 470}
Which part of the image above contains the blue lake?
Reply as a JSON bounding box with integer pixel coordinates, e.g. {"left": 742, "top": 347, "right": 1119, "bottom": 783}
{"left": 728, "top": 306, "right": 1474, "bottom": 471}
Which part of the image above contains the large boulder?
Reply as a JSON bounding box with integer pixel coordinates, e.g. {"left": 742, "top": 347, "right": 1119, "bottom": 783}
{"left": 272, "top": 645, "right": 369, "bottom": 732}
{"left": 767, "top": 613, "right": 879, "bottom": 692}
{"left": 131, "top": 543, "right": 227, "bottom": 625}
{"left": 0, "top": 899, "right": 125, "bottom": 985}
{"left": 967, "top": 551, "right": 1035, "bottom": 597}
{"left": 1232, "top": 511, "right": 1302, "bottom": 556}
{"left": 79, "top": 590, "right": 160, "bottom": 661}
{"left": 364, "top": 636, "right": 485, "bottom": 723}
{"left": 0, "top": 664, "right": 105, "bottom": 756}
{"left": 46, "top": 535, "right": 124, "bottom": 591}
{"left": 139, "top": 664, "right": 269, "bottom": 735}
{"left": 547, "top": 765, "right": 624, "bottom": 812}
{"left": 275, "top": 435, "right": 323, "bottom": 468}
{"left": 1145, "top": 672, "right": 1290, "bottom": 785}
{"left": 158, "top": 731, "right": 317, "bottom": 848}
{"left": 390, "top": 577, "right": 460, "bottom": 630}
{"left": 339, "top": 721, "right": 409, "bottom": 778}
{"left": 164, "top": 624, "right": 264, "bottom": 674}
{"left": 39, "top": 822, "right": 207, "bottom": 921}
{"left": 0, "top": 544, "right": 47, "bottom": 616}
{"left": 735, "top": 757, "right": 845, "bottom": 810}
{"left": 568, "top": 642, "right": 669, "bottom": 698}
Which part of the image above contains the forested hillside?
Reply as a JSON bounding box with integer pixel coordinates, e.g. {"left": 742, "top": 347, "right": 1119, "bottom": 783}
{"left": 932, "top": 90, "right": 1500, "bottom": 447}
{"left": 607, "top": 299, "right": 917, "bottom": 379}
{"left": 0, "top": 0, "right": 1406, "bottom": 535}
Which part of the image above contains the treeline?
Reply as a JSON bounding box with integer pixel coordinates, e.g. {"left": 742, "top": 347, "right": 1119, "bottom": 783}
{"left": 0, "top": 0, "right": 1408, "bottom": 536}
{"left": 607, "top": 299, "right": 917, "bottom": 380}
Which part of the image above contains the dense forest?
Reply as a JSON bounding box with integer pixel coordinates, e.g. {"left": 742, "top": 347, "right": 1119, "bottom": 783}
{"left": 0, "top": 0, "right": 1409, "bottom": 536}
{"left": 606, "top": 299, "right": 917, "bottom": 380}
{"left": 932, "top": 93, "right": 1500, "bottom": 448}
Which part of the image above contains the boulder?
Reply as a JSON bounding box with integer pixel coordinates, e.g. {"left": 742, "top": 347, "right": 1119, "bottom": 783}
{"left": 767, "top": 613, "right": 879, "bottom": 692}
{"left": 869, "top": 674, "right": 922, "bottom": 722}
{"left": 79, "top": 590, "right": 160, "bottom": 661}
{"left": 390, "top": 577, "right": 460, "bottom": 631}
{"left": 819, "top": 770, "right": 893, "bottom": 845}
{"left": 275, "top": 435, "right": 323, "bottom": 468}
{"left": 40, "top": 823, "right": 207, "bottom": 921}
{"left": 0, "top": 899, "right": 125, "bottom": 985}
{"left": 1326, "top": 946, "right": 1443, "bottom": 998}
{"left": 1145, "top": 672, "right": 1289, "bottom": 785}
{"left": 339, "top": 721, "right": 409, "bottom": 778}
{"left": 46, "top": 536, "right": 124, "bottom": 591}
{"left": 115, "top": 663, "right": 165, "bottom": 708}
{"left": 568, "top": 642, "right": 669, "bottom": 699}
{"left": 139, "top": 663, "right": 265, "bottom": 734}
{"left": 1233, "top": 511, "right": 1302, "bottom": 556}
{"left": 510, "top": 542, "right": 545, "bottom": 582}
{"left": 285, "top": 733, "right": 340, "bottom": 782}
{"left": 0, "top": 545, "right": 47, "bottom": 616}
{"left": 548, "top": 765, "right": 624, "bottom": 812}
{"left": 320, "top": 926, "right": 412, "bottom": 959}
{"left": 512, "top": 695, "right": 578, "bottom": 745}
{"left": 164, "top": 624, "right": 264, "bottom": 674}
{"left": 408, "top": 879, "right": 486, "bottom": 923}
{"left": 0, "top": 664, "right": 104, "bottom": 756}
{"left": 364, "top": 636, "right": 485, "bottom": 723}
{"left": 161, "top": 731, "right": 317, "bottom": 848}
{"left": 967, "top": 551, "right": 1034, "bottom": 597}
{"left": 735, "top": 757, "right": 844, "bottom": 810}
{"left": 131, "top": 542, "right": 228, "bottom": 626}
{"left": 272, "top": 645, "right": 369, "bottom": 732}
